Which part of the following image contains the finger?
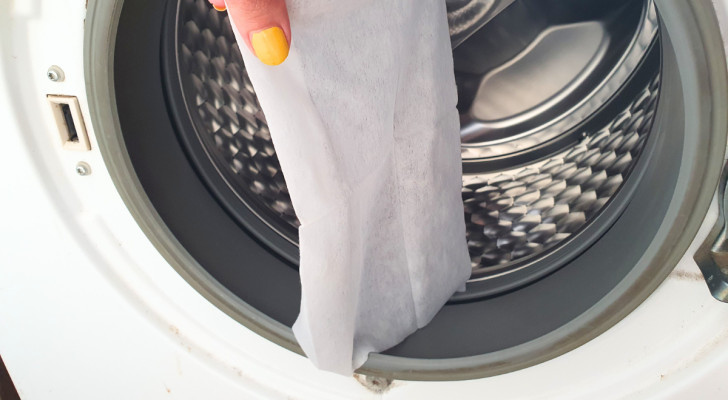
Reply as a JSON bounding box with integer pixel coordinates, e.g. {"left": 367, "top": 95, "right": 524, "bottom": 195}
{"left": 208, "top": 0, "right": 226, "bottom": 12}
{"left": 218, "top": 0, "right": 291, "bottom": 66}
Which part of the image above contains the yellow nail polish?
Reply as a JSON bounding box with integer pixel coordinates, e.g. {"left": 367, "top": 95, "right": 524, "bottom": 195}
{"left": 213, "top": 4, "right": 226, "bottom": 11}
{"left": 251, "top": 27, "right": 289, "bottom": 66}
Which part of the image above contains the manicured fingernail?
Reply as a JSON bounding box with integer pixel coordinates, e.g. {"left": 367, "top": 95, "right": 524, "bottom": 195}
{"left": 213, "top": 4, "right": 226, "bottom": 11}
{"left": 250, "top": 27, "right": 289, "bottom": 66}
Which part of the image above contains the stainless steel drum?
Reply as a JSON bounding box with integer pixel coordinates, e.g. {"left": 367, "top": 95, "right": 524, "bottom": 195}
{"left": 171, "top": 0, "right": 659, "bottom": 295}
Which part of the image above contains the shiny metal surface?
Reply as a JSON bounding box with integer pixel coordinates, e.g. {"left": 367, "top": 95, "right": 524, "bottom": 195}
{"left": 458, "top": 0, "right": 657, "bottom": 163}
{"left": 446, "top": 0, "right": 516, "bottom": 49}
{"left": 177, "top": 0, "right": 299, "bottom": 242}
{"left": 173, "top": 0, "right": 658, "bottom": 276}
{"left": 468, "top": 21, "right": 607, "bottom": 122}
{"left": 695, "top": 161, "right": 728, "bottom": 302}
{"left": 465, "top": 75, "right": 658, "bottom": 273}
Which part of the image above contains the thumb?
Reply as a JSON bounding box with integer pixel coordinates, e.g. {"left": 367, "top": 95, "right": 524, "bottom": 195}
{"left": 210, "top": 0, "right": 291, "bottom": 66}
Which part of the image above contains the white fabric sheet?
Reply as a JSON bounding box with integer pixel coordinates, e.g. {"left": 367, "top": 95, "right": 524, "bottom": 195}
{"left": 228, "top": 0, "right": 471, "bottom": 375}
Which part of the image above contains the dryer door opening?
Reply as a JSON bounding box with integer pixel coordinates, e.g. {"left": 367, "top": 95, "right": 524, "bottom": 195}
{"left": 88, "top": 0, "right": 728, "bottom": 380}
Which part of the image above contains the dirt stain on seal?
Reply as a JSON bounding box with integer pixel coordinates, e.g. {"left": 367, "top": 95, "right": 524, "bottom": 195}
{"left": 669, "top": 270, "right": 704, "bottom": 282}
{"left": 353, "top": 373, "right": 393, "bottom": 394}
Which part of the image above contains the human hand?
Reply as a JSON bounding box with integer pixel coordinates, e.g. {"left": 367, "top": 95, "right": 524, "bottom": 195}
{"left": 209, "top": 0, "right": 291, "bottom": 66}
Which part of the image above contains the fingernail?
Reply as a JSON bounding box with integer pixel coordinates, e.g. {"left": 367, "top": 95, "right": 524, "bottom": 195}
{"left": 251, "top": 27, "right": 289, "bottom": 66}
{"left": 213, "top": 4, "right": 226, "bottom": 11}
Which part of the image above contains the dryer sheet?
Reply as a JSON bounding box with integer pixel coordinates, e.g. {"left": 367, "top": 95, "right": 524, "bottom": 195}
{"left": 229, "top": 0, "right": 471, "bottom": 375}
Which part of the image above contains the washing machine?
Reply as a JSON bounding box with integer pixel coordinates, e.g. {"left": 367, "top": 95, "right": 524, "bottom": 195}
{"left": 2, "top": 0, "right": 728, "bottom": 398}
